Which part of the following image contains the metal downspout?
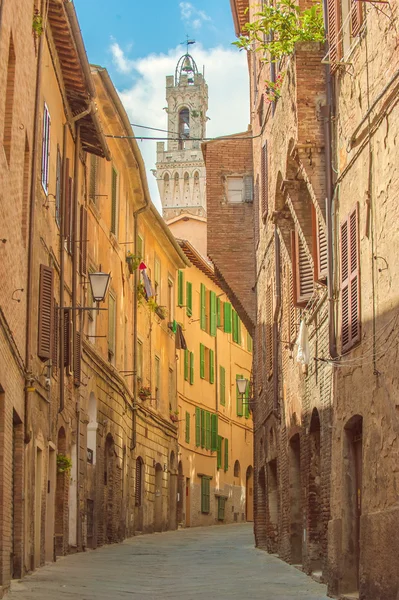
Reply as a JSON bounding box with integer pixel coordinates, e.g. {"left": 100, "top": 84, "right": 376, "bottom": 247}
{"left": 273, "top": 227, "right": 281, "bottom": 415}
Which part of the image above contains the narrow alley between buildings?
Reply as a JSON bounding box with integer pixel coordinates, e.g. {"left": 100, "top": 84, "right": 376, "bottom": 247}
{"left": 8, "top": 524, "right": 329, "bottom": 600}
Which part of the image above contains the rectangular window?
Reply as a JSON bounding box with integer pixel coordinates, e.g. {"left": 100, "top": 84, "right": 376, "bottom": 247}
{"left": 236, "top": 374, "right": 244, "bottom": 417}
{"left": 89, "top": 155, "right": 98, "bottom": 204}
{"left": 108, "top": 293, "right": 116, "bottom": 363}
{"left": 168, "top": 277, "right": 174, "bottom": 322}
{"left": 155, "top": 355, "right": 160, "bottom": 408}
{"left": 3, "top": 35, "right": 16, "bottom": 166}
{"left": 292, "top": 229, "right": 314, "bottom": 307}
{"left": 200, "top": 283, "right": 206, "bottom": 330}
{"left": 219, "top": 366, "right": 226, "bottom": 406}
{"left": 200, "top": 343, "right": 205, "bottom": 379}
{"left": 211, "top": 414, "right": 218, "bottom": 451}
{"left": 154, "top": 257, "right": 161, "bottom": 300}
{"left": 224, "top": 438, "right": 229, "bottom": 472}
{"left": 226, "top": 177, "right": 244, "bottom": 203}
{"left": 200, "top": 344, "right": 214, "bottom": 383}
{"left": 341, "top": 204, "right": 360, "bottom": 352}
{"left": 137, "top": 339, "right": 143, "bottom": 381}
{"left": 186, "top": 281, "right": 192, "bottom": 317}
{"left": 209, "top": 291, "right": 217, "bottom": 337}
{"left": 209, "top": 349, "right": 215, "bottom": 384}
{"left": 185, "top": 411, "right": 190, "bottom": 444}
{"left": 55, "top": 147, "right": 62, "bottom": 226}
{"left": 205, "top": 411, "right": 211, "bottom": 450}
{"left": 195, "top": 407, "right": 201, "bottom": 446}
{"left": 217, "top": 297, "right": 223, "bottom": 329}
{"left": 137, "top": 233, "right": 144, "bottom": 259}
{"left": 201, "top": 476, "right": 210, "bottom": 514}
{"left": 217, "top": 436, "right": 223, "bottom": 470}
{"left": 41, "top": 103, "right": 51, "bottom": 193}
{"left": 168, "top": 367, "right": 175, "bottom": 411}
{"left": 178, "top": 270, "right": 184, "bottom": 307}
{"left": 224, "top": 302, "right": 232, "bottom": 333}
{"left": 266, "top": 284, "right": 273, "bottom": 377}
{"left": 232, "top": 310, "right": 241, "bottom": 345}
{"left": 312, "top": 205, "right": 328, "bottom": 283}
{"left": 38, "top": 265, "right": 54, "bottom": 360}
{"left": 247, "top": 332, "right": 253, "bottom": 353}
{"left": 111, "top": 167, "right": 118, "bottom": 235}
{"left": 217, "top": 496, "right": 226, "bottom": 521}
{"left": 184, "top": 348, "right": 189, "bottom": 381}
{"left": 190, "top": 351, "right": 194, "bottom": 385}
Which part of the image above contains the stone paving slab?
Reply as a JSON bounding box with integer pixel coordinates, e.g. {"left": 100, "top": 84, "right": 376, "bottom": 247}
{"left": 9, "top": 524, "right": 330, "bottom": 600}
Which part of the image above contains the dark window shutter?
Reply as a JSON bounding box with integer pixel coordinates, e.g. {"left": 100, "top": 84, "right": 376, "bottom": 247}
{"left": 266, "top": 285, "right": 273, "bottom": 377}
{"left": 89, "top": 155, "right": 97, "bottom": 203}
{"left": 79, "top": 205, "right": 88, "bottom": 276}
{"left": 219, "top": 365, "right": 226, "bottom": 406}
{"left": 261, "top": 142, "right": 268, "bottom": 221}
{"left": 236, "top": 374, "right": 243, "bottom": 417}
{"left": 55, "top": 148, "right": 62, "bottom": 226}
{"left": 200, "top": 283, "right": 206, "bottom": 330}
{"left": 184, "top": 348, "right": 189, "bottom": 381}
{"left": 327, "top": 0, "right": 342, "bottom": 71}
{"left": 195, "top": 407, "right": 201, "bottom": 446}
{"left": 74, "top": 331, "right": 82, "bottom": 386}
{"left": 210, "top": 291, "right": 217, "bottom": 336}
{"left": 209, "top": 349, "right": 215, "bottom": 384}
{"left": 254, "top": 175, "right": 260, "bottom": 246}
{"left": 64, "top": 308, "right": 71, "bottom": 370}
{"left": 224, "top": 438, "right": 229, "bottom": 472}
{"left": 200, "top": 343, "right": 205, "bottom": 379}
{"left": 243, "top": 175, "right": 253, "bottom": 202}
{"left": 53, "top": 300, "right": 59, "bottom": 373}
{"left": 63, "top": 158, "right": 70, "bottom": 241}
{"left": 111, "top": 167, "right": 117, "bottom": 234}
{"left": 178, "top": 270, "right": 184, "bottom": 306}
{"left": 288, "top": 267, "right": 297, "bottom": 345}
{"left": 186, "top": 281, "right": 192, "bottom": 317}
{"left": 217, "top": 436, "right": 222, "bottom": 469}
{"left": 224, "top": 302, "right": 232, "bottom": 333}
{"left": 190, "top": 351, "right": 194, "bottom": 384}
{"left": 185, "top": 411, "right": 190, "bottom": 444}
{"left": 341, "top": 205, "right": 360, "bottom": 352}
{"left": 38, "top": 265, "right": 54, "bottom": 361}
{"left": 201, "top": 409, "right": 206, "bottom": 448}
{"left": 312, "top": 205, "right": 328, "bottom": 282}
{"left": 135, "top": 458, "right": 142, "bottom": 506}
{"left": 292, "top": 229, "right": 314, "bottom": 307}
{"left": 205, "top": 411, "right": 211, "bottom": 450}
{"left": 351, "top": 0, "right": 363, "bottom": 36}
{"left": 211, "top": 414, "right": 218, "bottom": 451}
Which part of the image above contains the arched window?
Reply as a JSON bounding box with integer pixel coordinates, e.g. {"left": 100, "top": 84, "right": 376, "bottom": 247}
{"left": 234, "top": 460, "right": 241, "bottom": 478}
{"left": 164, "top": 173, "right": 169, "bottom": 182}
{"left": 178, "top": 108, "right": 190, "bottom": 149}
{"left": 135, "top": 457, "right": 144, "bottom": 507}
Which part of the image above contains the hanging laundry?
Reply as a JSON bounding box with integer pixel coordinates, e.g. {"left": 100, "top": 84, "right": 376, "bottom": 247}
{"left": 296, "top": 319, "right": 310, "bottom": 365}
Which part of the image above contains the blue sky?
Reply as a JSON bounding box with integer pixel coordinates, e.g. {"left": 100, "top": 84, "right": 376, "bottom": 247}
{"left": 73, "top": 1, "right": 250, "bottom": 209}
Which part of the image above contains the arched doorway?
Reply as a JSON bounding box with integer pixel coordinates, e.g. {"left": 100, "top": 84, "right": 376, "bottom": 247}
{"left": 177, "top": 461, "right": 184, "bottom": 525}
{"left": 154, "top": 463, "right": 163, "bottom": 532}
{"left": 55, "top": 427, "right": 68, "bottom": 555}
{"left": 342, "top": 415, "right": 363, "bottom": 594}
{"left": 104, "top": 434, "right": 115, "bottom": 544}
{"left": 308, "top": 408, "right": 322, "bottom": 572}
{"left": 234, "top": 460, "right": 241, "bottom": 479}
{"left": 246, "top": 466, "right": 254, "bottom": 521}
{"left": 135, "top": 456, "right": 144, "bottom": 532}
{"left": 289, "top": 433, "right": 303, "bottom": 564}
{"left": 169, "top": 451, "right": 177, "bottom": 530}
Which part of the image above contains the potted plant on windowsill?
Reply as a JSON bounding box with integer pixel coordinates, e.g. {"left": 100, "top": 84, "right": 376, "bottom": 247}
{"left": 126, "top": 251, "right": 140, "bottom": 274}
{"left": 155, "top": 305, "right": 167, "bottom": 320}
{"left": 170, "top": 410, "right": 179, "bottom": 423}
{"left": 138, "top": 386, "right": 151, "bottom": 401}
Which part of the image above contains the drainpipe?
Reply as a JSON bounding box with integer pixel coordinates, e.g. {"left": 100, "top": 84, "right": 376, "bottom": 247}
{"left": 25, "top": 17, "right": 45, "bottom": 444}
{"left": 273, "top": 227, "right": 281, "bottom": 415}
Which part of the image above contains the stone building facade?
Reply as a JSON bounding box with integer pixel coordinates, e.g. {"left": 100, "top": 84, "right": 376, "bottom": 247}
{"left": 208, "top": 0, "right": 399, "bottom": 598}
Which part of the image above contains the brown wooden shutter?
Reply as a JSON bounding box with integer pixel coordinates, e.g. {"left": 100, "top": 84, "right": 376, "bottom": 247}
{"left": 64, "top": 308, "right": 71, "bottom": 371}
{"left": 327, "top": 0, "right": 342, "bottom": 72}
{"left": 341, "top": 205, "right": 360, "bottom": 352}
{"left": 288, "top": 266, "right": 297, "bottom": 345}
{"left": 38, "top": 265, "right": 54, "bottom": 361}
{"left": 63, "top": 158, "right": 70, "bottom": 241}
{"left": 52, "top": 300, "right": 59, "bottom": 373}
{"left": 312, "top": 205, "right": 328, "bottom": 282}
{"left": 254, "top": 175, "right": 260, "bottom": 247}
{"left": 292, "top": 229, "right": 314, "bottom": 307}
{"left": 261, "top": 142, "right": 268, "bottom": 221}
{"left": 351, "top": 0, "right": 363, "bottom": 36}
{"left": 266, "top": 283, "right": 273, "bottom": 378}
{"left": 79, "top": 205, "right": 88, "bottom": 276}
{"left": 135, "top": 459, "right": 142, "bottom": 506}
{"left": 74, "top": 330, "right": 81, "bottom": 386}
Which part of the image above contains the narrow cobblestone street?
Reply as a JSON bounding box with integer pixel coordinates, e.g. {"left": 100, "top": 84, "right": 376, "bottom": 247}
{"left": 9, "top": 524, "right": 329, "bottom": 600}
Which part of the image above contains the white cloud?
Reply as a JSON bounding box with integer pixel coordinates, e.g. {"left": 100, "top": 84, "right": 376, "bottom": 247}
{"left": 110, "top": 41, "right": 134, "bottom": 74}
{"left": 112, "top": 44, "right": 250, "bottom": 212}
{"left": 179, "top": 2, "right": 211, "bottom": 29}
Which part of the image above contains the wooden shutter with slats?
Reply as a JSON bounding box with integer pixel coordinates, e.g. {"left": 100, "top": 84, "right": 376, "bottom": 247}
{"left": 236, "top": 374, "right": 243, "bottom": 416}
{"left": 195, "top": 407, "right": 201, "bottom": 446}
{"left": 224, "top": 438, "right": 229, "bottom": 472}
{"left": 341, "top": 205, "right": 360, "bottom": 352}
{"left": 63, "top": 159, "right": 70, "bottom": 241}
{"left": 254, "top": 176, "right": 260, "bottom": 246}
{"left": 292, "top": 229, "right": 314, "bottom": 307}
{"left": 351, "top": 0, "right": 363, "bottom": 36}
{"left": 74, "top": 330, "right": 81, "bottom": 386}
{"left": 211, "top": 414, "right": 218, "bottom": 451}
{"left": 135, "top": 458, "right": 142, "bottom": 506}
{"left": 312, "top": 205, "right": 328, "bottom": 282}
{"left": 52, "top": 300, "right": 59, "bottom": 373}
{"left": 185, "top": 411, "right": 190, "bottom": 444}
{"left": 261, "top": 142, "right": 268, "bottom": 221}
{"left": 184, "top": 348, "right": 189, "bottom": 381}
{"left": 201, "top": 409, "right": 206, "bottom": 448}
{"left": 79, "top": 205, "right": 88, "bottom": 276}
{"left": 266, "top": 284, "right": 273, "bottom": 377}
{"left": 38, "top": 265, "right": 54, "bottom": 361}
{"left": 200, "top": 283, "right": 206, "bottom": 330}
{"left": 224, "top": 302, "right": 232, "bottom": 333}
{"left": 209, "top": 291, "right": 217, "bottom": 336}
{"left": 186, "top": 281, "right": 192, "bottom": 317}
{"left": 190, "top": 351, "right": 194, "bottom": 384}
{"left": 200, "top": 343, "right": 205, "bottom": 379}
{"left": 178, "top": 270, "right": 184, "bottom": 306}
{"left": 111, "top": 167, "right": 117, "bottom": 234}
{"left": 209, "top": 349, "right": 215, "bottom": 384}
{"left": 63, "top": 308, "right": 72, "bottom": 371}
{"left": 205, "top": 411, "right": 211, "bottom": 450}
{"left": 327, "top": 0, "right": 342, "bottom": 71}
{"left": 220, "top": 366, "right": 226, "bottom": 406}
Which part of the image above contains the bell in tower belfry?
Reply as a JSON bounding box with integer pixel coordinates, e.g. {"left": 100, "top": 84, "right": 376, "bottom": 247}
{"left": 155, "top": 49, "right": 209, "bottom": 257}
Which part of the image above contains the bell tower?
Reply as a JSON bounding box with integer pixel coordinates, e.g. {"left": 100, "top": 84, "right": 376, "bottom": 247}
{"left": 156, "top": 51, "right": 208, "bottom": 226}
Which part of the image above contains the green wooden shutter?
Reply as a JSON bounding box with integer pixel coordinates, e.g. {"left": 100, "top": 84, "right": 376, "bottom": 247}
{"left": 111, "top": 167, "right": 117, "bottom": 234}
{"left": 205, "top": 411, "right": 211, "bottom": 450}
{"left": 247, "top": 332, "right": 253, "bottom": 352}
{"left": 190, "top": 351, "right": 194, "bottom": 384}
{"left": 220, "top": 366, "right": 226, "bottom": 406}
{"left": 236, "top": 374, "right": 243, "bottom": 416}
{"left": 211, "top": 414, "right": 218, "bottom": 451}
{"left": 209, "top": 348, "right": 215, "bottom": 384}
{"left": 201, "top": 409, "right": 206, "bottom": 448}
{"left": 186, "top": 281, "right": 192, "bottom": 317}
{"left": 195, "top": 407, "right": 201, "bottom": 446}
{"left": 201, "top": 477, "right": 210, "bottom": 513}
{"left": 210, "top": 291, "right": 217, "bottom": 336}
{"left": 237, "top": 316, "right": 242, "bottom": 345}
{"left": 232, "top": 310, "right": 240, "bottom": 343}
{"left": 244, "top": 384, "right": 250, "bottom": 419}
{"left": 184, "top": 348, "right": 189, "bottom": 381}
{"left": 185, "top": 411, "right": 190, "bottom": 443}
{"left": 217, "top": 297, "right": 222, "bottom": 328}
{"left": 224, "top": 302, "right": 232, "bottom": 333}
{"left": 178, "top": 270, "right": 184, "bottom": 307}
{"left": 224, "top": 438, "right": 229, "bottom": 472}
{"left": 200, "top": 343, "right": 205, "bottom": 379}
{"left": 217, "top": 436, "right": 223, "bottom": 469}
{"left": 200, "top": 283, "right": 206, "bottom": 330}
{"left": 217, "top": 496, "right": 226, "bottom": 521}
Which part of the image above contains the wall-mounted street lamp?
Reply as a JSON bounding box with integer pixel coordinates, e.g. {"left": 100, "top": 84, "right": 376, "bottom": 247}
{"left": 88, "top": 271, "right": 111, "bottom": 303}
{"left": 236, "top": 377, "right": 254, "bottom": 412}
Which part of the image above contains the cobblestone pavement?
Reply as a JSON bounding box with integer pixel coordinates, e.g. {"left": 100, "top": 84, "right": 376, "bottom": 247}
{"left": 9, "top": 524, "right": 330, "bottom": 600}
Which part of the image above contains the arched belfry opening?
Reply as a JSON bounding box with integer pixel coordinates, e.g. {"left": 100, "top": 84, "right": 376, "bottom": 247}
{"left": 178, "top": 109, "right": 190, "bottom": 149}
